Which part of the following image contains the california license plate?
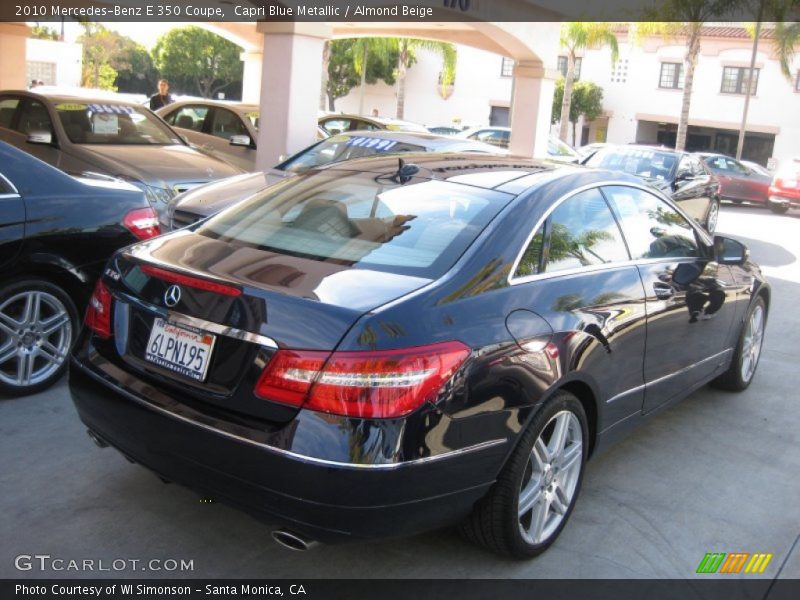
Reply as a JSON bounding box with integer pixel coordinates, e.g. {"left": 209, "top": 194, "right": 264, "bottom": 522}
{"left": 145, "top": 318, "right": 216, "bottom": 382}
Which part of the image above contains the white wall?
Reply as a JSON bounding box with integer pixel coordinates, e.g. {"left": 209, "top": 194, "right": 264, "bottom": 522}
{"left": 332, "top": 45, "right": 513, "bottom": 128}
{"left": 26, "top": 38, "right": 82, "bottom": 87}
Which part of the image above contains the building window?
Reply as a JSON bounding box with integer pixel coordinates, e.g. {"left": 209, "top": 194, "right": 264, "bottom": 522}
{"left": 557, "top": 56, "right": 582, "bottom": 79}
{"left": 659, "top": 62, "right": 684, "bottom": 89}
{"left": 721, "top": 66, "right": 759, "bottom": 95}
{"left": 500, "top": 57, "right": 514, "bottom": 77}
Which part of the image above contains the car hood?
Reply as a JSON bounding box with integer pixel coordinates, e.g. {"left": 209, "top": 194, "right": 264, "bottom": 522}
{"left": 172, "top": 169, "right": 289, "bottom": 219}
{"left": 72, "top": 144, "right": 243, "bottom": 189}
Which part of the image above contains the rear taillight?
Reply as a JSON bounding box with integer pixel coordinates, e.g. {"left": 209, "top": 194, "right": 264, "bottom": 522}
{"left": 123, "top": 207, "right": 161, "bottom": 240}
{"left": 140, "top": 265, "right": 242, "bottom": 297}
{"left": 255, "top": 341, "right": 471, "bottom": 419}
{"left": 84, "top": 279, "right": 113, "bottom": 338}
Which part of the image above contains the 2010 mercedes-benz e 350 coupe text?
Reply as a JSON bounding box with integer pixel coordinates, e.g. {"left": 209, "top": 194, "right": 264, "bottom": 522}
{"left": 69, "top": 155, "right": 769, "bottom": 558}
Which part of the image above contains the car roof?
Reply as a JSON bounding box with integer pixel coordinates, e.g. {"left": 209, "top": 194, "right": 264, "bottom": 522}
{"left": 313, "top": 152, "right": 595, "bottom": 191}
{"left": 321, "top": 113, "right": 427, "bottom": 128}
{"left": 162, "top": 99, "right": 260, "bottom": 112}
{"left": 7, "top": 90, "right": 143, "bottom": 106}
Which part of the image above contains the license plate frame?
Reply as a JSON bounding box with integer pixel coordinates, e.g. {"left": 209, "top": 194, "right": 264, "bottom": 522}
{"left": 144, "top": 318, "right": 216, "bottom": 382}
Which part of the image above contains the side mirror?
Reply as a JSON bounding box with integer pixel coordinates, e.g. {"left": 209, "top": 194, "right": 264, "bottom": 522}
{"left": 714, "top": 235, "right": 749, "bottom": 265}
{"left": 229, "top": 134, "right": 254, "bottom": 148}
{"left": 27, "top": 131, "right": 53, "bottom": 145}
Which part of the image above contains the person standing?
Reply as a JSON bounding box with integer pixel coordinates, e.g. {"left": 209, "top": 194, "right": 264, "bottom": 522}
{"left": 149, "top": 79, "right": 174, "bottom": 110}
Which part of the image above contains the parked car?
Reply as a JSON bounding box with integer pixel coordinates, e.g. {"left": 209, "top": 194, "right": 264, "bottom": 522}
{"left": 0, "top": 141, "right": 160, "bottom": 396}
{"left": 768, "top": 157, "right": 800, "bottom": 214}
{"left": 0, "top": 90, "right": 243, "bottom": 220}
{"left": 427, "top": 125, "right": 462, "bottom": 136}
{"left": 584, "top": 145, "right": 721, "bottom": 232}
{"left": 698, "top": 152, "right": 771, "bottom": 205}
{"left": 456, "top": 127, "right": 582, "bottom": 163}
{"left": 157, "top": 99, "right": 329, "bottom": 171}
{"left": 70, "top": 153, "right": 768, "bottom": 558}
{"left": 318, "top": 113, "right": 429, "bottom": 136}
{"left": 162, "top": 130, "right": 503, "bottom": 230}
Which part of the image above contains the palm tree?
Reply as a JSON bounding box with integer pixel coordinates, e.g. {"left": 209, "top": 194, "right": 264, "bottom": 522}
{"left": 352, "top": 37, "right": 395, "bottom": 116}
{"left": 558, "top": 23, "right": 619, "bottom": 143}
{"left": 393, "top": 39, "right": 457, "bottom": 120}
{"left": 635, "top": 1, "right": 737, "bottom": 152}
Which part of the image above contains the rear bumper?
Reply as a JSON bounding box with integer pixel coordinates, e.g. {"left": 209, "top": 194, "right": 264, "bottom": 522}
{"left": 69, "top": 350, "right": 505, "bottom": 543}
{"left": 769, "top": 194, "right": 800, "bottom": 208}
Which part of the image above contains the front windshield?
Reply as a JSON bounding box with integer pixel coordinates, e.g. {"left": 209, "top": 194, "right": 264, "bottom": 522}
{"left": 548, "top": 137, "right": 579, "bottom": 158}
{"left": 585, "top": 147, "right": 678, "bottom": 181}
{"left": 55, "top": 101, "right": 180, "bottom": 145}
{"left": 280, "top": 135, "right": 426, "bottom": 173}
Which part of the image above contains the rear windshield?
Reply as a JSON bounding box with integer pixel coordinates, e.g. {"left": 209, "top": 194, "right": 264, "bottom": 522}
{"left": 280, "top": 134, "right": 427, "bottom": 173}
{"left": 195, "top": 170, "right": 513, "bottom": 279}
{"left": 55, "top": 101, "right": 180, "bottom": 145}
{"left": 585, "top": 147, "right": 678, "bottom": 181}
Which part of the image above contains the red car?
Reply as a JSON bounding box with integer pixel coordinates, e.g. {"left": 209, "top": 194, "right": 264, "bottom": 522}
{"left": 768, "top": 158, "right": 800, "bottom": 214}
{"left": 699, "top": 153, "right": 771, "bottom": 205}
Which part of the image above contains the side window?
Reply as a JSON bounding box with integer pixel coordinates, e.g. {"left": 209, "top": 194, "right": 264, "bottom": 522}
{"left": 15, "top": 99, "right": 53, "bottom": 135}
{"left": 321, "top": 119, "right": 351, "bottom": 135}
{"left": 544, "top": 188, "right": 629, "bottom": 273}
{"left": 167, "top": 105, "right": 209, "bottom": 132}
{"left": 676, "top": 155, "right": 692, "bottom": 179}
{"left": 603, "top": 185, "right": 701, "bottom": 260}
{"left": 0, "top": 174, "right": 14, "bottom": 194}
{"left": 0, "top": 97, "right": 20, "bottom": 129}
{"left": 690, "top": 157, "right": 706, "bottom": 177}
{"left": 210, "top": 108, "right": 248, "bottom": 139}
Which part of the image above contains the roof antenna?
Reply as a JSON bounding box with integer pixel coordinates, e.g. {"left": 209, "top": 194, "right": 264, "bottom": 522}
{"left": 392, "top": 158, "right": 419, "bottom": 184}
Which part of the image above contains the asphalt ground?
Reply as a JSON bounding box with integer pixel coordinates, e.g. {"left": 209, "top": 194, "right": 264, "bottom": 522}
{"left": 1, "top": 203, "right": 798, "bottom": 580}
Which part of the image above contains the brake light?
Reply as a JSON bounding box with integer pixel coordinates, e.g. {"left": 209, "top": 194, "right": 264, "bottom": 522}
{"left": 140, "top": 265, "right": 242, "bottom": 297}
{"left": 123, "top": 207, "right": 161, "bottom": 240}
{"left": 84, "top": 279, "right": 112, "bottom": 338}
{"left": 255, "top": 341, "right": 471, "bottom": 419}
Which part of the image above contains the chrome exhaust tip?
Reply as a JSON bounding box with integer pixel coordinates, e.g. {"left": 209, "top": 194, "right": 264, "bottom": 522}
{"left": 271, "top": 529, "right": 318, "bottom": 552}
{"left": 86, "top": 429, "right": 109, "bottom": 448}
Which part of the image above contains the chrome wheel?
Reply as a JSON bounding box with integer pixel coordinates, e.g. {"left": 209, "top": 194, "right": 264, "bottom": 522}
{"left": 706, "top": 201, "right": 720, "bottom": 233}
{"left": 518, "top": 410, "right": 583, "bottom": 545}
{"left": 0, "top": 290, "right": 72, "bottom": 389}
{"left": 740, "top": 303, "right": 764, "bottom": 383}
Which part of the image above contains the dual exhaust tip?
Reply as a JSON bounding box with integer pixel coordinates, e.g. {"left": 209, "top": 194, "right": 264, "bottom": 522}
{"left": 87, "top": 430, "right": 317, "bottom": 552}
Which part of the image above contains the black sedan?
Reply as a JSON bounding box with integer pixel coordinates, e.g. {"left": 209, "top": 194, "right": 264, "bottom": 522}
{"left": 69, "top": 154, "right": 768, "bottom": 558}
{"left": 583, "top": 145, "right": 721, "bottom": 233}
{"left": 0, "top": 141, "right": 160, "bottom": 396}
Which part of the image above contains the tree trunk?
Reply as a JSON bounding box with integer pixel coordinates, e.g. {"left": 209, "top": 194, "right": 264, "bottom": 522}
{"left": 328, "top": 91, "right": 336, "bottom": 112}
{"left": 558, "top": 50, "right": 576, "bottom": 142}
{"left": 358, "top": 46, "right": 368, "bottom": 116}
{"left": 396, "top": 47, "right": 408, "bottom": 120}
{"left": 572, "top": 120, "right": 577, "bottom": 147}
{"left": 319, "top": 41, "right": 330, "bottom": 112}
{"left": 676, "top": 24, "right": 701, "bottom": 152}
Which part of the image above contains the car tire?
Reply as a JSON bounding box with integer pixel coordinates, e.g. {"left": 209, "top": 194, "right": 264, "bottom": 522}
{"left": 0, "top": 279, "right": 79, "bottom": 397}
{"left": 705, "top": 198, "right": 720, "bottom": 233}
{"left": 459, "top": 390, "right": 588, "bottom": 558}
{"left": 769, "top": 203, "right": 789, "bottom": 215}
{"left": 711, "top": 296, "right": 767, "bottom": 392}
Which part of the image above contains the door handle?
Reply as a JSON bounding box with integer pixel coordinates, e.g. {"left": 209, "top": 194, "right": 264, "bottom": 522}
{"left": 653, "top": 282, "right": 675, "bottom": 300}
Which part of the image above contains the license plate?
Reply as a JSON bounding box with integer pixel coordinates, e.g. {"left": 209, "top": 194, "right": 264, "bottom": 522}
{"left": 145, "top": 318, "right": 216, "bottom": 382}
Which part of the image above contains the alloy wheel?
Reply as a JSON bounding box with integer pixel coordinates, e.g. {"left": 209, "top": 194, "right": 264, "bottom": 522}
{"left": 518, "top": 410, "right": 583, "bottom": 545}
{"left": 707, "top": 201, "right": 720, "bottom": 233}
{"left": 740, "top": 303, "right": 764, "bottom": 383}
{"left": 0, "top": 290, "right": 73, "bottom": 389}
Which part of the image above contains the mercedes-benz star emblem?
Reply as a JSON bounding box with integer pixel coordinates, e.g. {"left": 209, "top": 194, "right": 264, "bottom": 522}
{"left": 164, "top": 285, "right": 182, "bottom": 308}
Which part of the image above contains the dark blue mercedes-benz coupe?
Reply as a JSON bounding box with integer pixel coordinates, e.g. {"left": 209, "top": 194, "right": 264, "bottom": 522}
{"left": 69, "top": 154, "right": 769, "bottom": 558}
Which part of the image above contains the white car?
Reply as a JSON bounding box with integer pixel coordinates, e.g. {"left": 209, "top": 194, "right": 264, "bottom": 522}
{"left": 456, "top": 126, "right": 581, "bottom": 163}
